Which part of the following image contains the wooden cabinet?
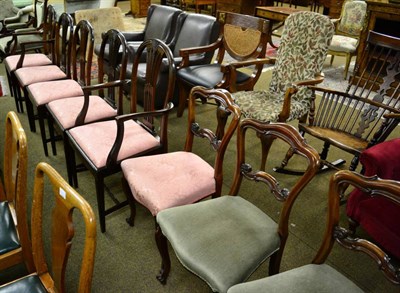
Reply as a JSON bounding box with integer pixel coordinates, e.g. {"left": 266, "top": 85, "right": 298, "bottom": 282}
{"left": 216, "top": 0, "right": 260, "bottom": 15}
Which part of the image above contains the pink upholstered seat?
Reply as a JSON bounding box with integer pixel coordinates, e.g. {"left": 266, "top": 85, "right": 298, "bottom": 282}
{"left": 68, "top": 120, "right": 160, "bottom": 169}
{"left": 47, "top": 96, "right": 118, "bottom": 129}
{"left": 121, "top": 151, "right": 215, "bottom": 215}
{"left": 4, "top": 54, "right": 52, "bottom": 72}
{"left": 15, "top": 65, "right": 67, "bottom": 87}
{"left": 27, "top": 79, "right": 84, "bottom": 107}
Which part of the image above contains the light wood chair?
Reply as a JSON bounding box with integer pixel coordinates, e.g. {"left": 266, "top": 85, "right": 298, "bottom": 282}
{"left": 0, "top": 162, "right": 97, "bottom": 292}
{"left": 0, "top": 111, "right": 34, "bottom": 273}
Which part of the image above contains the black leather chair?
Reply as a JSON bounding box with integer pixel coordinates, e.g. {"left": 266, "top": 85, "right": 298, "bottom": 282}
{"left": 126, "top": 12, "right": 220, "bottom": 109}
{"left": 94, "top": 4, "right": 182, "bottom": 62}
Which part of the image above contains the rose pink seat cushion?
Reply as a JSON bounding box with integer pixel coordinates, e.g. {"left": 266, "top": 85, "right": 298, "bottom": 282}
{"left": 4, "top": 54, "right": 52, "bottom": 72}
{"left": 121, "top": 151, "right": 215, "bottom": 216}
{"left": 68, "top": 120, "right": 160, "bottom": 169}
{"left": 27, "top": 80, "right": 84, "bottom": 106}
{"left": 15, "top": 65, "right": 66, "bottom": 86}
{"left": 47, "top": 95, "right": 118, "bottom": 129}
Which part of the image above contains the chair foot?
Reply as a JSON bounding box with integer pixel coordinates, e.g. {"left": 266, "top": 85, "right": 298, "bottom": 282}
{"left": 126, "top": 217, "right": 134, "bottom": 227}
{"left": 156, "top": 269, "right": 168, "bottom": 285}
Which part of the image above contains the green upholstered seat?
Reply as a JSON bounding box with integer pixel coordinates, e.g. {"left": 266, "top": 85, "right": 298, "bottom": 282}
{"left": 157, "top": 196, "right": 280, "bottom": 293}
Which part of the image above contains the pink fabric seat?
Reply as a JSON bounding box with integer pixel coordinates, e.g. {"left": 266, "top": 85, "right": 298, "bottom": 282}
{"left": 27, "top": 80, "right": 84, "bottom": 107}
{"left": 15, "top": 65, "right": 67, "bottom": 87}
{"left": 4, "top": 54, "right": 52, "bottom": 72}
{"left": 47, "top": 96, "right": 118, "bottom": 129}
{"left": 121, "top": 151, "right": 215, "bottom": 216}
{"left": 68, "top": 120, "right": 160, "bottom": 169}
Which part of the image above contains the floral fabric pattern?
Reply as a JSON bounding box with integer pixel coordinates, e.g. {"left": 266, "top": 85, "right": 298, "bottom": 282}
{"left": 337, "top": 0, "right": 367, "bottom": 36}
{"left": 234, "top": 11, "right": 334, "bottom": 122}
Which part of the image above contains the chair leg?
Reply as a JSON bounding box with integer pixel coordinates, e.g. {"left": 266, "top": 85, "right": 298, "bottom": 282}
{"left": 320, "top": 141, "right": 330, "bottom": 161}
{"left": 95, "top": 175, "right": 106, "bottom": 233}
{"left": 343, "top": 54, "right": 352, "bottom": 80}
{"left": 155, "top": 224, "right": 171, "bottom": 285}
{"left": 176, "top": 81, "right": 189, "bottom": 117}
{"left": 330, "top": 54, "right": 334, "bottom": 66}
{"left": 259, "top": 134, "right": 275, "bottom": 171}
{"left": 46, "top": 113, "right": 58, "bottom": 156}
{"left": 38, "top": 107, "right": 50, "bottom": 156}
{"left": 349, "top": 154, "right": 360, "bottom": 171}
{"left": 24, "top": 90, "right": 36, "bottom": 132}
{"left": 268, "top": 248, "right": 284, "bottom": 275}
{"left": 63, "top": 133, "right": 77, "bottom": 187}
{"left": 121, "top": 176, "right": 136, "bottom": 226}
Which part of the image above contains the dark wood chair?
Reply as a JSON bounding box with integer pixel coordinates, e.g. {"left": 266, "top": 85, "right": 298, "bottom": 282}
{"left": 176, "top": 11, "right": 270, "bottom": 117}
{"left": 227, "top": 169, "right": 400, "bottom": 292}
{"left": 3, "top": 1, "right": 54, "bottom": 113}
{"left": 0, "top": 162, "right": 96, "bottom": 293}
{"left": 26, "top": 19, "right": 95, "bottom": 157}
{"left": 47, "top": 28, "right": 128, "bottom": 186}
{"left": 276, "top": 31, "right": 400, "bottom": 173}
{"left": 155, "top": 119, "right": 321, "bottom": 291}
{"left": 120, "top": 86, "right": 241, "bottom": 264}
{"left": 64, "top": 38, "right": 176, "bottom": 233}
{"left": 0, "top": 111, "right": 34, "bottom": 273}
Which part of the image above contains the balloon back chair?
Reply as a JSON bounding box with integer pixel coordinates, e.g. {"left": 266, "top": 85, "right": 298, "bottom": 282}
{"left": 328, "top": 0, "right": 367, "bottom": 79}
{"left": 0, "top": 111, "right": 34, "bottom": 273}
{"left": 155, "top": 119, "right": 320, "bottom": 292}
{"left": 0, "top": 162, "right": 96, "bottom": 293}
{"left": 120, "top": 86, "right": 241, "bottom": 268}
{"left": 64, "top": 38, "right": 176, "bottom": 233}
{"left": 227, "top": 169, "right": 400, "bottom": 292}
{"left": 233, "top": 11, "right": 334, "bottom": 171}
{"left": 277, "top": 31, "right": 400, "bottom": 174}
{"left": 176, "top": 11, "right": 270, "bottom": 117}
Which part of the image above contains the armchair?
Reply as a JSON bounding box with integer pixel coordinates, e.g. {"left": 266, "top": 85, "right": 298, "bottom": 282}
{"left": 233, "top": 11, "right": 334, "bottom": 170}
{"left": 0, "top": 162, "right": 96, "bottom": 293}
{"left": 0, "top": 111, "right": 34, "bottom": 273}
{"left": 0, "top": 0, "right": 34, "bottom": 35}
{"left": 227, "top": 170, "right": 400, "bottom": 292}
{"left": 176, "top": 11, "right": 270, "bottom": 117}
{"left": 328, "top": 0, "right": 367, "bottom": 79}
{"left": 64, "top": 38, "right": 176, "bottom": 232}
{"left": 126, "top": 11, "right": 220, "bottom": 109}
{"left": 277, "top": 31, "right": 400, "bottom": 174}
{"left": 347, "top": 138, "right": 400, "bottom": 260}
{"left": 155, "top": 119, "right": 320, "bottom": 291}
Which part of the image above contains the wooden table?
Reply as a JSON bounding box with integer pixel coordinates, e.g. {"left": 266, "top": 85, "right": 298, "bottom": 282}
{"left": 184, "top": 0, "right": 216, "bottom": 15}
{"left": 255, "top": 6, "right": 301, "bottom": 47}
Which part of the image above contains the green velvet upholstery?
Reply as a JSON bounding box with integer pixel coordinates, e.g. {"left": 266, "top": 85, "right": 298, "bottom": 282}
{"left": 157, "top": 196, "right": 280, "bottom": 293}
{"left": 227, "top": 264, "right": 364, "bottom": 293}
{"left": 0, "top": 201, "right": 20, "bottom": 255}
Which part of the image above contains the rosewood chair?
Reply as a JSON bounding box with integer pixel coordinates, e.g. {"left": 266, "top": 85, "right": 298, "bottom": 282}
{"left": 233, "top": 11, "right": 334, "bottom": 171}
{"left": 64, "top": 38, "right": 176, "bottom": 233}
{"left": 0, "top": 111, "right": 34, "bottom": 273}
{"left": 227, "top": 169, "right": 400, "bottom": 292}
{"left": 328, "top": 0, "right": 367, "bottom": 79}
{"left": 176, "top": 11, "right": 270, "bottom": 117}
{"left": 120, "top": 86, "right": 241, "bottom": 253}
{"left": 26, "top": 19, "right": 95, "bottom": 157}
{"left": 347, "top": 138, "right": 400, "bottom": 260}
{"left": 155, "top": 119, "right": 320, "bottom": 291}
{"left": 0, "top": 162, "right": 97, "bottom": 293}
{"left": 277, "top": 31, "right": 400, "bottom": 173}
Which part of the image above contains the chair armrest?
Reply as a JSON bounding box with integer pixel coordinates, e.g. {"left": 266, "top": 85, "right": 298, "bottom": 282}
{"left": 221, "top": 57, "right": 275, "bottom": 70}
{"left": 179, "top": 37, "right": 223, "bottom": 67}
{"left": 106, "top": 102, "right": 175, "bottom": 166}
{"left": 17, "top": 38, "right": 55, "bottom": 67}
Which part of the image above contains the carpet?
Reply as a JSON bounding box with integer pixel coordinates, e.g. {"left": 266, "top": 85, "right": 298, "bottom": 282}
{"left": 0, "top": 76, "right": 9, "bottom": 97}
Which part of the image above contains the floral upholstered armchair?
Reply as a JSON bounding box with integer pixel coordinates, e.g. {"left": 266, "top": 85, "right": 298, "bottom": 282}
{"left": 328, "top": 0, "right": 367, "bottom": 79}
{"left": 234, "top": 11, "right": 334, "bottom": 124}
{"left": 233, "top": 11, "right": 334, "bottom": 169}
